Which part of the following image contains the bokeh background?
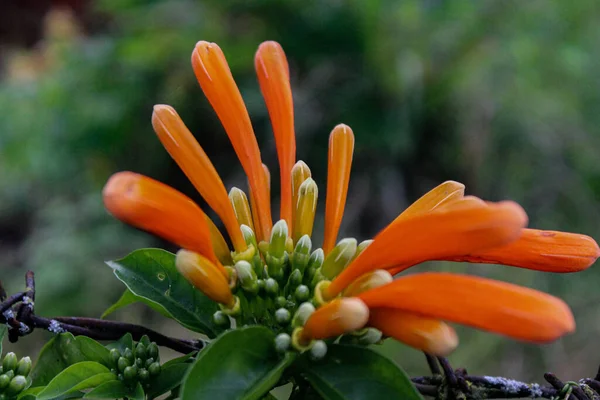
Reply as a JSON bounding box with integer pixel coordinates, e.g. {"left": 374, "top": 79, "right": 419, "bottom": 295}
{"left": 1, "top": 0, "right": 600, "bottom": 386}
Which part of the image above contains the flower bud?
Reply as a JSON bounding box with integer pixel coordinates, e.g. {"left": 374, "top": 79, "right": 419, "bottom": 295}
{"left": 117, "top": 357, "right": 130, "bottom": 372}
{"left": 265, "top": 278, "right": 279, "bottom": 297}
{"left": 135, "top": 358, "right": 144, "bottom": 368}
{"left": 145, "top": 358, "right": 154, "bottom": 368}
{"left": 149, "top": 362, "right": 161, "bottom": 377}
{"left": 15, "top": 357, "right": 31, "bottom": 377}
{"left": 275, "top": 296, "right": 287, "bottom": 309}
{"left": 309, "top": 340, "right": 328, "bottom": 360}
{"left": 343, "top": 270, "right": 393, "bottom": 297}
{"left": 147, "top": 343, "right": 159, "bottom": 360}
{"left": 275, "top": 308, "right": 291, "bottom": 325}
{"left": 356, "top": 327, "right": 383, "bottom": 345}
{"left": 295, "top": 285, "right": 310, "bottom": 303}
{"left": 285, "top": 269, "right": 303, "bottom": 296}
{"left": 229, "top": 187, "right": 255, "bottom": 231}
{"left": 135, "top": 343, "right": 146, "bottom": 360}
{"left": 123, "top": 349, "right": 134, "bottom": 363}
{"left": 235, "top": 260, "right": 259, "bottom": 295}
{"left": 353, "top": 240, "right": 373, "bottom": 261}
{"left": 3, "top": 370, "right": 13, "bottom": 380}
{"left": 240, "top": 224, "right": 258, "bottom": 250}
{"left": 6, "top": 375, "right": 27, "bottom": 396}
{"left": 0, "top": 375, "right": 10, "bottom": 390}
{"left": 269, "top": 220, "right": 289, "bottom": 259}
{"left": 213, "top": 310, "right": 230, "bottom": 328}
{"left": 292, "top": 161, "right": 312, "bottom": 229}
{"left": 176, "top": 249, "right": 234, "bottom": 307}
{"left": 292, "top": 302, "right": 316, "bottom": 328}
{"left": 110, "top": 348, "right": 121, "bottom": 366}
{"left": 302, "top": 298, "right": 369, "bottom": 341}
{"left": 293, "top": 178, "right": 318, "bottom": 243}
{"left": 275, "top": 333, "right": 291, "bottom": 353}
{"left": 2, "top": 353, "right": 17, "bottom": 372}
{"left": 138, "top": 368, "right": 150, "bottom": 382}
{"left": 123, "top": 366, "right": 137, "bottom": 381}
{"left": 291, "top": 235, "right": 312, "bottom": 273}
{"left": 321, "top": 238, "right": 357, "bottom": 280}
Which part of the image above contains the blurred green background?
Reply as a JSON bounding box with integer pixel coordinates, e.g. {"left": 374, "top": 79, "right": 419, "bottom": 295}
{"left": 1, "top": 0, "right": 600, "bottom": 385}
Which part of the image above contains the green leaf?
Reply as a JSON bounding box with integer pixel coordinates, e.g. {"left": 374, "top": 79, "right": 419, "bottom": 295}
{"left": 32, "top": 333, "right": 112, "bottom": 386}
{"left": 300, "top": 345, "right": 423, "bottom": 400}
{"left": 101, "top": 289, "right": 171, "bottom": 319}
{"left": 162, "top": 351, "right": 197, "bottom": 368}
{"left": 181, "top": 326, "right": 296, "bottom": 400}
{"left": 19, "top": 387, "right": 84, "bottom": 400}
{"left": 106, "top": 248, "right": 221, "bottom": 337}
{"left": 83, "top": 380, "right": 129, "bottom": 398}
{"left": 36, "top": 361, "right": 112, "bottom": 400}
{"left": 146, "top": 362, "right": 189, "bottom": 398}
{"left": 0, "top": 324, "right": 6, "bottom": 354}
{"left": 130, "top": 382, "right": 145, "bottom": 400}
{"left": 105, "top": 333, "right": 134, "bottom": 354}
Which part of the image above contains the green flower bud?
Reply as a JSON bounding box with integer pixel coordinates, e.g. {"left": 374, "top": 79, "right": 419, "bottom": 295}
{"left": 117, "top": 357, "right": 130, "bottom": 372}
{"left": 275, "top": 296, "right": 287, "bottom": 309}
{"left": 117, "top": 373, "right": 124, "bottom": 381}
{"left": 138, "top": 368, "right": 149, "bottom": 382}
{"left": 0, "top": 374, "right": 10, "bottom": 390}
{"left": 139, "top": 335, "right": 151, "bottom": 347}
{"left": 3, "top": 371, "right": 13, "bottom": 380}
{"left": 274, "top": 333, "right": 291, "bottom": 353}
{"left": 286, "top": 269, "right": 302, "bottom": 291}
{"left": 123, "top": 348, "right": 134, "bottom": 363}
{"left": 135, "top": 343, "right": 146, "bottom": 360}
{"left": 265, "top": 278, "right": 279, "bottom": 297}
{"left": 304, "top": 249, "right": 324, "bottom": 285}
{"left": 353, "top": 239, "right": 373, "bottom": 261}
{"left": 147, "top": 343, "right": 159, "bottom": 360}
{"left": 123, "top": 366, "right": 137, "bottom": 381}
{"left": 145, "top": 358, "right": 154, "bottom": 368}
{"left": 292, "top": 302, "right": 316, "bottom": 328}
{"left": 110, "top": 348, "right": 121, "bottom": 365}
{"left": 213, "top": 310, "right": 230, "bottom": 328}
{"left": 235, "top": 260, "right": 259, "bottom": 295}
{"left": 357, "top": 328, "right": 383, "bottom": 345}
{"left": 269, "top": 220, "right": 288, "bottom": 259}
{"left": 6, "top": 375, "right": 27, "bottom": 396}
{"left": 294, "top": 285, "right": 310, "bottom": 303}
{"left": 291, "top": 235, "right": 312, "bottom": 274}
{"left": 293, "top": 178, "right": 318, "bottom": 243}
{"left": 241, "top": 224, "right": 258, "bottom": 248}
{"left": 275, "top": 308, "right": 291, "bottom": 325}
{"left": 257, "top": 279, "right": 265, "bottom": 292}
{"left": 135, "top": 358, "right": 144, "bottom": 368}
{"left": 2, "top": 353, "right": 17, "bottom": 372}
{"left": 15, "top": 357, "right": 31, "bottom": 377}
{"left": 309, "top": 341, "right": 328, "bottom": 360}
{"left": 321, "top": 238, "right": 357, "bottom": 280}
{"left": 148, "top": 362, "right": 161, "bottom": 376}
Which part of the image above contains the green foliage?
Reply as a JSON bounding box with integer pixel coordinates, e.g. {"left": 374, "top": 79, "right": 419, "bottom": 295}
{"left": 35, "top": 362, "right": 113, "bottom": 400}
{"left": 106, "top": 248, "right": 222, "bottom": 336}
{"left": 180, "top": 326, "right": 296, "bottom": 400}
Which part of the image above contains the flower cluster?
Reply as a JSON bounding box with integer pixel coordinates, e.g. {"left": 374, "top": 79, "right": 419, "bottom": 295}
{"left": 0, "top": 352, "right": 32, "bottom": 399}
{"left": 103, "top": 40, "right": 600, "bottom": 357}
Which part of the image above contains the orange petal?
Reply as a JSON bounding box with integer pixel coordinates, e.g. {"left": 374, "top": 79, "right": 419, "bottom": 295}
{"left": 446, "top": 228, "right": 600, "bottom": 273}
{"left": 249, "top": 163, "right": 271, "bottom": 242}
{"left": 327, "top": 200, "right": 528, "bottom": 297}
{"left": 369, "top": 308, "right": 458, "bottom": 356}
{"left": 152, "top": 105, "right": 246, "bottom": 253}
{"left": 102, "top": 172, "right": 227, "bottom": 276}
{"left": 204, "top": 216, "right": 233, "bottom": 266}
{"left": 302, "top": 298, "right": 369, "bottom": 341}
{"left": 192, "top": 41, "right": 272, "bottom": 241}
{"left": 323, "top": 124, "right": 355, "bottom": 255}
{"left": 176, "top": 249, "right": 233, "bottom": 306}
{"left": 255, "top": 41, "right": 296, "bottom": 230}
{"left": 394, "top": 180, "right": 465, "bottom": 222}
{"left": 359, "top": 272, "right": 575, "bottom": 343}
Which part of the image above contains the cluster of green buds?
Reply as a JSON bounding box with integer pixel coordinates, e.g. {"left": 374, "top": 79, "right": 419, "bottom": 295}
{"left": 0, "top": 353, "right": 31, "bottom": 399}
{"left": 109, "top": 337, "right": 161, "bottom": 388}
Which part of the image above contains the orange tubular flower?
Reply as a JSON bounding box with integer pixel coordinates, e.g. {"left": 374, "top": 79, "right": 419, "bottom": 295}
{"left": 323, "top": 124, "right": 355, "bottom": 255}
{"left": 102, "top": 172, "right": 226, "bottom": 276}
{"left": 301, "top": 298, "right": 369, "bottom": 342}
{"left": 368, "top": 308, "right": 458, "bottom": 356}
{"left": 358, "top": 272, "right": 575, "bottom": 343}
{"left": 255, "top": 41, "right": 296, "bottom": 230}
{"left": 326, "top": 200, "right": 528, "bottom": 298}
{"left": 192, "top": 41, "right": 272, "bottom": 241}
{"left": 152, "top": 105, "right": 246, "bottom": 253}
{"left": 445, "top": 228, "right": 600, "bottom": 273}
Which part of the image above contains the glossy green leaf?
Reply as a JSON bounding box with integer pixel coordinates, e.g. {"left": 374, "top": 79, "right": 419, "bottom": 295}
{"left": 19, "top": 387, "right": 84, "bottom": 400}
{"left": 106, "top": 248, "right": 221, "bottom": 337}
{"left": 181, "top": 326, "right": 296, "bottom": 400}
{"left": 300, "top": 345, "right": 423, "bottom": 400}
{"left": 162, "top": 351, "right": 196, "bottom": 368}
{"left": 105, "top": 333, "right": 133, "bottom": 354}
{"left": 36, "top": 361, "right": 112, "bottom": 400}
{"left": 83, "top": 380, "right": 129, "bottom": 398}
{"left": 0, "top": 325, "right": 6, "bottom": 354}
{"left": 146, "top": 362, "right": 189, "bottom": 398}
{"left": 31, "top": 333, "right": 112, "bottom": 386}
{"left": 101, "top": 289, "right": 171, "bottom": 319}
{"left": 130, "top": 382, "right": 145, "bottom": 400}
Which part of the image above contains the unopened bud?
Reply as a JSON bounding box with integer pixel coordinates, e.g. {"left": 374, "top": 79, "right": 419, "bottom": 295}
{"left": 2, "top": 353, "right": 17, "bottom": 372}
{"left": 275, "top": 308, "right": 291, "bottom": 325}
{"left": 292, "top": 302, "right": 316, "bottom": 328}
{"left": 302, "top": 298, "right": 369, "bottom": 341}
{"left": 265, "top": 278, "right": 279, "bottom": 297}
{"left": 147, "top": 343, "right": 159, "bottom": 360}
{"left": 309, "top": 340, "right": 328, "bottom": 360}
{"left": 240, "top": 224, "right": 258, "bottom": 249}
{"left": 219, "top": 295, "right": 241, "bottom": 317}
{"left": 6, "top": 375, "right": 27, "bottom": 395}
{"left": 135, "top": 343, "right": 146, "bottom": 360}
{"left": 123, "top": 349, "right": 134, "bottom": 363}
{"left": 285, "top": 269, "right": 303, "bottom": 296}
{"left": 117, "top": 357, "right": 130, "bottom": 372}
{"left": 356, "top": 327, "right": 383, "bottom": 345}
{"left": 293, "top": 178, "right": 318, "bottom": 243}
{"left": 229, "top": 187, "right": 255, "bottom": 231}
{"left": 0, "top": 375, "right": 9, "bottom": 390}
{"left": 176, "top": 249, "right": 234, "bottom": 307}
{"left": 343, "top": 270, "right": 393, "bottom": 297}
{"left": 353, "top": 240, "right": 373, "bottom": 261}
{"left": 292, "top": 161, "right": 312, "bottom": 229}
{"left": 15, "top": 357, "right": 31, "bottom": 377}
{"left": 295, "top": 285, "right": 310, "bottom": 303}
{"left": 292, "top": 235, "right": 312, "bottom": 273}
{"left": 269, "top": 220, "right": 289, "bottom": 259}
{"left": 321, "top": 238, "right": 357, "bottom": 280}
{"left": 110, "top": 348, "right": 121, "bottom": 365}
{"left": 213, "top": 310, "right": 230, "bottom": 327}
{"left": 235, "top": 260, "right": 259, "bottom": 295}
{"left": 304, "top": 249, "right": 324, "bottom": 285}
{"left": 149, "top": 362, "right": 161, "bottom": 376}
{"left": 275, "top": 333, "right": 291, "bottom": 353}
{"left": 145, "top": 358, "right": 154, "bottom": 368}
{"left": 138, "top": 368, "right": 150, "bottom": 382}
{"left": 123, "top": 366, "right": 137, "bottom": 381}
